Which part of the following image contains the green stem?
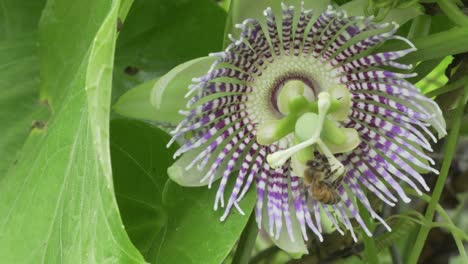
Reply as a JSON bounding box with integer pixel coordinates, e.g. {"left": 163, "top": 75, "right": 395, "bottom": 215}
{"left": 232, "top": 211, "right": 258, "bottom": 264}
{"left": 436, "top": 206, "right": 468, "bottom": 261}
{"left": 461, "top": 116, "right": 468, "bottom": 134}
{"left": 358, "top": 201, "right": 379, "bottom": 264}
{"left": 404, "top": 189, "right": 468, "bottom": 262}
{"left": 436, "top": 0, "right": 468, "bottom": 27}
{"left": 407, "top": 83, "right": 468, "bottom": 264}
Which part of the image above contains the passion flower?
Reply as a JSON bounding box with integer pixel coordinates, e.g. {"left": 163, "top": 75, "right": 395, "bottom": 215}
{"left": 166, "top": 3, "right": 446, "bottom": 251}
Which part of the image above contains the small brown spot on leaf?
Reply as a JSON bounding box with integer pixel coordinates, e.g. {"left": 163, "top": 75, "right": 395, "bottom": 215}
{"left": 31, "top": 120, "right": 47, "bottom": 130}
{"left": 124, "top": 66, "right": 139, "bottom": 76}
{"left": 117, "top": 18, "right": 123, "bottom": 32}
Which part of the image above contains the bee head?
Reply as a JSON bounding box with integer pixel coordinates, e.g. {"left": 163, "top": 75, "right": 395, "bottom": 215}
{"left": 306, "top": 160, "right": 320, "bottom": 168}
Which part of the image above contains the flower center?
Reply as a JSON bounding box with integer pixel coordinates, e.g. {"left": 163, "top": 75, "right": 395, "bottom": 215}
{"left": 257, "top": 86, "right": 360, "bottom": 177}
{"left": 245, "top": 55, "right": 360, "bottom": 176}
{"left": 256, "top": 87, "right": 350, "bottom": 146}
{"left": 246, "top": 56, "right": 336, "bottom": 125}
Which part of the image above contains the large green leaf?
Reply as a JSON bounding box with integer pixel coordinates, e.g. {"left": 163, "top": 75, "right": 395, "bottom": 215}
{"left": 110, "top": 119, "right": 176, "bottom": 260}
{"left": 112, "top": 0, "right": 227, "bottom": 101}
{"left": 0, "top": 1, "right": 48, "bottom": 178}
{"left": 0, "top": 0, "right": 144, "bottom": 262}
{"left": 110, "top": 119, "right": 257, "bottom": 264}
{"left": 0, "top": 2, "right": 45, "bottom": 39}
{"left": 155, "top": 180, "right": 256, "bottom": 264}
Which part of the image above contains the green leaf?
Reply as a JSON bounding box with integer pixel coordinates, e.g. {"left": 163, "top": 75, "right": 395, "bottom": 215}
{"left": 109, "top": 118, "right": 257, "bottom": 264}
{"left": 408, "top": 58, "right": 445, "bottom": 84}
{"left": 156, "top": 179, "right": 256, "bottom": 264}
{"left": 0, "top": 2, "right": 45, "bottom": 39}
{"left": 0, "top": 1, "right": 48, "bottom": 178}
{"left": 113, "top": 57, "right": 215, "bottom": 123}
{"left": 429, "top": 14, "right": 455, "bottom": 34}
{"left": 110, "top": 119, "right": 177, "bottom": 260}
{"left": 0, "top": 0, "right": 145, "bottom": 262}
{"left": 416, "top": 56, "right": 452, "bottom": 94}
{"left": 112, "top": 0, "right": 227, "bottom": 101}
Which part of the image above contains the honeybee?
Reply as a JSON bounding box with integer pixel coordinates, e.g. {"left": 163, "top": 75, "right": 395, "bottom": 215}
{"left": 303, "top": 155, "right": 344, "bottom": 205}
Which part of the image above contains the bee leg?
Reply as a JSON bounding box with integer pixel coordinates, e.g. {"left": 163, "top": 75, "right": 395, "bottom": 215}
{"left": 323, "top": 181, "right": 335, "bottom": 191}
{"left": 332, "top": 176, "right": 344, "bottom": 188}
{"left": 333, "top": 190, "right": 341, "bottom": 204}
{"left": 330, "top": 162, "right": 344, "bottom": 174}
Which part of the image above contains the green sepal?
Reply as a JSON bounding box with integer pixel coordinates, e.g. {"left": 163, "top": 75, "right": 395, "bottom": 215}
{"left": 151, "top": 56, "right": 216, "bottom": 124}
{"left": 113, "top": 78, "right": 158, "bottom": 121}
{"left": 168, "top": 147, "right": 226, "bottom": 187}
{"left": 113, "top": 56, "right": 216, "bottom": 124}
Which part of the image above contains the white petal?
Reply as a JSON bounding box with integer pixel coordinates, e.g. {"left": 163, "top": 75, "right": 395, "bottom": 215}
{"left": 261, "top": 195, "right": 309, "bottom": 255}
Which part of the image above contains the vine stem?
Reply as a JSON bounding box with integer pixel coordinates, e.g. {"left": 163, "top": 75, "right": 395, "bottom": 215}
{"left": 407, "top": 82, "right": 468, "bottom": 264}
{"left": 232, "top": 211, "right": 259, "bottom": 264}
{"left": 404, "top": 188, "right": 468, "bottom": 262}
